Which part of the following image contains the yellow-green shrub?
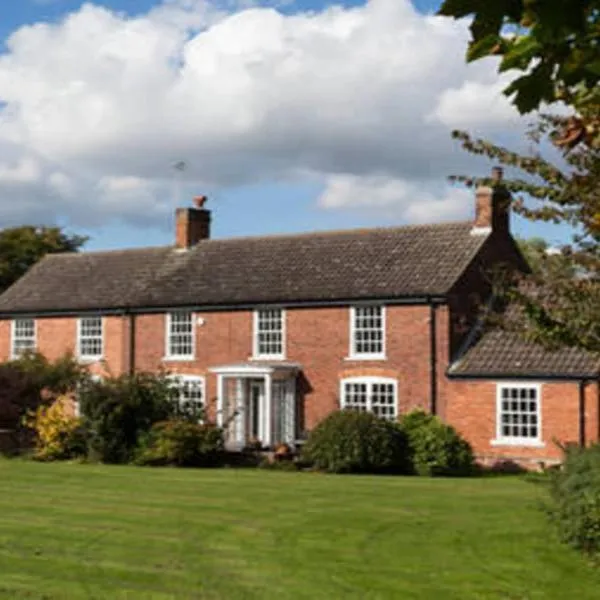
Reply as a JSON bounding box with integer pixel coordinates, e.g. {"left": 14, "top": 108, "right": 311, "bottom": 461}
{"left": 24, "top": 395, "right": 86, "bottom": 461}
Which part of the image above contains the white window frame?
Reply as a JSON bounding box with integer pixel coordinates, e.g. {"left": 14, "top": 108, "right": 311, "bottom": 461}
{"left": 11, "top": 318, "right": 36, "bottom": 359}
{"left": 165, "top": 311, "right": 195, "bottom": 360}
{"left": 349, "top": 305, "right": 386, "bottom": 360}
{"left": 77, "top": 316, "right": 104, "bottom": 361}
{"left": 492, "top": 382, "right": 544, "bottom": 447}
{"left": 253, "top": 308, "right": 286, "bottom": 360}
{"left": 339, "top": 376, "right": 398, "bottom": 421}
{"left": 168, "top": 374, "right": 206, "bottom": 422}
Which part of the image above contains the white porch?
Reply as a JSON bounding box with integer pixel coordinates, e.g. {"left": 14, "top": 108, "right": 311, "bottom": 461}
{"left": 210, "top": 362, "right": 300, "bottom": 450}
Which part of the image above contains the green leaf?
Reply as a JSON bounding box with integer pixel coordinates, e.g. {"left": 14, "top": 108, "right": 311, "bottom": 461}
{"left": 499, "top": 35, "right": 541, "bottom": 72}
{"left": 437, "top": 0, "right": 480, "bottom": 18}
{"left": 467, "top": 34, "right": 502, "bottom": 61}
{"left": 504, "top": 62, "right": 556, "bottom": 113}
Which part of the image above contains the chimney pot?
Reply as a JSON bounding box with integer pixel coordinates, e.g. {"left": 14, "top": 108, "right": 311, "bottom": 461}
{"left": 193, "top": 195, "right": 208, "bottom": 209}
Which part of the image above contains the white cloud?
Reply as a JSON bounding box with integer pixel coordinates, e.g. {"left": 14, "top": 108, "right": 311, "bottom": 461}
{"left": 0, "top": 0, "right": 522, "bottom": 229}
{"left": 319, "top": 174, "right": 472, "bottom": 223}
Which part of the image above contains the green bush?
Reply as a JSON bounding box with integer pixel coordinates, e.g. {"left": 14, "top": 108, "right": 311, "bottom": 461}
{"left": 401, "top": 410, "right": 474, "bottom": 477}
{"left": 301, "top": 410, "right": 410, "bottom": 474}
{"left": 0, "top": 353, "right": 88, "bottom": 450}
{"left": 78, "top": 372, "right": 176, "bottom": 464}
{"left": 545, "top": 443, "right": 600, "bottom": 556}
{"left": 136, "top": 420, "right": 224, "bottom": 467}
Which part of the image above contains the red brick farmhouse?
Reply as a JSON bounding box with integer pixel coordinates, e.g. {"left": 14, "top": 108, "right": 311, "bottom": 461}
{"left": 0, "top": 182, "right": 598, "bottom": 469}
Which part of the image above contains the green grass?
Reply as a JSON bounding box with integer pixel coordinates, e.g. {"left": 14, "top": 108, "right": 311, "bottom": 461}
{"left": 0, "top": 462, "right": 598, "bottom": 599}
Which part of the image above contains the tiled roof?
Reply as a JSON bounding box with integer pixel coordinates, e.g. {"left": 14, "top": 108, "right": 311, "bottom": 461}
{"left": 449, "top": 330, "right": 600, "bottom": 379}
{"left": 0, "top": 222, "right": 488, "bottom": 314}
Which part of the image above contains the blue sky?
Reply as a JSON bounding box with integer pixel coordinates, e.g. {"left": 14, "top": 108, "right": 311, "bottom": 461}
{"left": 0, "top": 0, "right": 568, "bottom": 250}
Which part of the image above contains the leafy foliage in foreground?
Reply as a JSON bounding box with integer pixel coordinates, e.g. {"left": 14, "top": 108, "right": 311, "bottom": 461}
{"left": 0, "top": 352, "right": 87, "bottom": 433}
{"left": 546, "top": 443, "right": 600, "bottom": 556}
{"left": 79, "top": 372, "right": 177, "bottom": 464}
{"left": 136, "top": 420, "right": 224, "bottom": 467}
{"left": 24, "top": 395, "right": 86, "bottom": 461}
{"left": 438, "top": 0, "right": 600, "bottom": 120}
{"left": 302, "top": 410, "right": 410, "bottom": 474}
{"left": 450, "top": 108, "right": 600, "bottom": 353}
{"left": 401, "top": 410, "right": 475, "bottom": 477}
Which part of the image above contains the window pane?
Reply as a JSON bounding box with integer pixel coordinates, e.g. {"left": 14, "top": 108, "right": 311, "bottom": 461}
{"left": 352, "top": 306, "right": 384, "bottom": 356}
{"left": 12, "top": 319, "right": 35, "bottom": 357}
{"left": 343, "top": 382, "right": 368, "bottom": 412}
{"left": 255, "top": 309, "right": 284, "bottom": 357}
{"left": 342, "top": 378, "right": 397, "bottom": 421}
{"left": 498, "top": 386, "right": 540, "bottom": 441}
{"left": 79, "top": 317, "right": 103, "bottom": 358}
{"left": 171, "top": 377, "right": 204, "bottom": 421}
{"left": 168, "top": 312, "right": 194, "bottom": 357}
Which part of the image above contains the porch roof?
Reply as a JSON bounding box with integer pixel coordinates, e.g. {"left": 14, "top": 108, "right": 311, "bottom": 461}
{"left": 209, "top": 361, "right": 301, "bottom": 376}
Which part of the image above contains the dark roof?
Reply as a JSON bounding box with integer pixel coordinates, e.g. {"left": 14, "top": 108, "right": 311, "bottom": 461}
{"left": 0, "top": 221, "right": 488, "bottom": 314}
{"left": 449, "top": 330, "right": 600, "bottom": 379}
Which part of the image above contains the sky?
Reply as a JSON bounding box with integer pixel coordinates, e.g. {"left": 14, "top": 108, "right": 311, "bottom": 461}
{"left": 0, "top": 0, "right": 568, "bottom": 250}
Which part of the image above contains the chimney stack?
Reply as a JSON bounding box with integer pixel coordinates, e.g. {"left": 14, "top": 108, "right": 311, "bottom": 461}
{"left": 472, "top": 167, "right": 511, "bottom": 235}
{"left": 175, "top": 196, "right": 211, "bottom": 249}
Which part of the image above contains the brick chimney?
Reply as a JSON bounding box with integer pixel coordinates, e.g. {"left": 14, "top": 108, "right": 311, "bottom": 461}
{"left": 175, "top": 196, "right": 211, "bottom": 249}
{"left": 472, "top": 167, "right": 511, "bottom": 235}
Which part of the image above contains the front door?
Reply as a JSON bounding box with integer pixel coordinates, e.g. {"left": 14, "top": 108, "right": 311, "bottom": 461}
{"left": 246, "top": 379, "right": 265, "bottom": 443}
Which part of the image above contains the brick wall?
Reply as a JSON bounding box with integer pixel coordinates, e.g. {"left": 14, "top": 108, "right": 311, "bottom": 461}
{"left": 447, "top": 379, "right": 600, "bottom": 468}
{"left": 134, "top": 304, "right": 444, "bottom": 431}
{"left": 0, "top": 302, "right": 597, "bottom": 467}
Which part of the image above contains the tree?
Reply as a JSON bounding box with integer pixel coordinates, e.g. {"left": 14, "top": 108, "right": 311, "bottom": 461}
{"left": 450, "top": 110, "right": 600, "bottom": 351}
{"left": 438, "top": 0, "right": 600, "bottom": 117}
{"left": 0, "top": 226, "right": 87, "bottom": 293}
{"left": 516, "top": 237, "right": 577, "bottom": 278}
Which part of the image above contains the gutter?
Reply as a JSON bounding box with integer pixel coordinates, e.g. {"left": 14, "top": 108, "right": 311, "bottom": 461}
{"left": 127, "top": 310, "right": 136, "bottom": 376}
{"left": 447, "top": 370, "right": 599, "bottom": 382}
{"left": 429, "top": 300, "right": 437, "bottom": 415}
{"left": 579, "top": 380, "right": 587, "bottom": 447}
{"left": 0, "top": 295, "right": 448, "bottom": 319}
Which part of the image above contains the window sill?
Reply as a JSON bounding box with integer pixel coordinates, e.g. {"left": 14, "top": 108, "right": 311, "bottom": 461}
{"left": 490, "top": 439, "right": 545, "bottom": 448}
{"left": 344, "top": 355, "right": 387, "bottom": 362}
{"left": 163, "top": 356, "right": 196, "bottom": 362}
{"left": 250, "top": 355, "right": 286, "bottom": 361}
{"left": 78, "top": 356, "right": 103, "bottom": 363}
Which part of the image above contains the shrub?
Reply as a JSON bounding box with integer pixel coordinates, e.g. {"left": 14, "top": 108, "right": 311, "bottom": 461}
{"left": 401, "top": 410, "right": 474, "bottom": 477}
{"left": 0, "top": 353, "right": 88, "bottom": 450}
{"left": 545, "top": 443, "right": 600, "bottom": 556}
{"left": 301, "top": 410, "right": 410, "bottom": 474}
{"left": 136, "top": 420, "right": 224, "bottom": 467}
{"left": 79, "top": 372, "right": 176, "bottom": 464}
{"left": 24, "top": 395, "right": 86, "bottom": 461}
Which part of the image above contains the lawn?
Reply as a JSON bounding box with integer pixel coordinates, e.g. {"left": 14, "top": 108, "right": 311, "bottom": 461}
{"left": 0, "top": 462, "right": 598, "bottom": 599}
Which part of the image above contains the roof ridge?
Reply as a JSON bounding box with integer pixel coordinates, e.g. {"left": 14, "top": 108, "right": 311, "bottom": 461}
{"left": 46, "top": 245, "right": 173, "bottom": 259}
{"left": 192, "top": 220, "right": 474, "bottom": 246}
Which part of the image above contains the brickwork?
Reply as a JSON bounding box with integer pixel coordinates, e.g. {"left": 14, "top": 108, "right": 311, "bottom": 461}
{"left": 0, "top": 304, "right": 596, "bottom": 466}
{"left": 447, "top": 379, "right": 600, "bottom": 468}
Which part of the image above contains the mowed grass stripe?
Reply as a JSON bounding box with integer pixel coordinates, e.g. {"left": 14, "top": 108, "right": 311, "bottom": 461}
{"left": 0, "top": 460, "right": 599, "bottom": 599}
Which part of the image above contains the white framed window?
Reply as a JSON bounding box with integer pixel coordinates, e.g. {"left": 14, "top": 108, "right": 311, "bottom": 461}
{"left": 253, "top": 308, "right": 285, "bottom": 359}
{"left": 169, "top": 374, "right": 205, "bottom": 422}
{"left": 166, "top": 311, "right": 194, "bottom": 359}
{"left": 494, "top": 383, "right": 543, "bottom": 446}
{"left": 11, "top": 318, "right": 36, "bottom": 358}
{"left": 78, "top": 316, "right": 103, "bottom": 360}
{"left": 340, "top": 377, "right": 397, "bottom": 421}
{"left": 350, "top": 305, "right": 385, "bottom": 359}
